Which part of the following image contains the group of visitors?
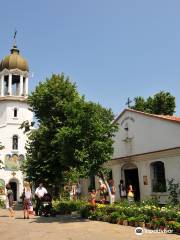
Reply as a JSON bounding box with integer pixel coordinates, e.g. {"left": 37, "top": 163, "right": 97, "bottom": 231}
{"left": 5, "top": 178, "right": 135, "bottom": 217}
{"left": 89, "top": 179, "right": 135, "bottom": 206}
{"left": 5, "top": 182, "right": 48, "bottom": 219}
{"left": 119, "top": 179, "right": 135, "bottom": 202}
{"left": 89, "top": 178, "right": 116, "bottom": 206}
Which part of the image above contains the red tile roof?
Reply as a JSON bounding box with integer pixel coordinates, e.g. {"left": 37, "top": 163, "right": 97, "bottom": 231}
{"left": 114, "top": 108, "right": 180, "bottom": 124}
{"left": 158, "top": 115, "right": 180, "bottom": 122}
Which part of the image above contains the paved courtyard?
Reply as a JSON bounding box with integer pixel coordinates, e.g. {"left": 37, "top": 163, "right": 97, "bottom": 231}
{"left": 0, "top": 208, "right": 179, "bottom": 240}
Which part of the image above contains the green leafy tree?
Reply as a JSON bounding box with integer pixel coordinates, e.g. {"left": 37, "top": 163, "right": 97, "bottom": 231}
{"left": 23, "top": 74, "right": 118, "bottom": 201}
{"left": 130, "top": 91, "right": 176, "bottom": 115}
{"left": 167, "top": 178, "right": 180, "bottom": 205}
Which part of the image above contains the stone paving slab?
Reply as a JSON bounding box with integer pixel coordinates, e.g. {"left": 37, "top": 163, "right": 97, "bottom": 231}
{"left": 0, "top": 208, "right": 179, "bottom": 240}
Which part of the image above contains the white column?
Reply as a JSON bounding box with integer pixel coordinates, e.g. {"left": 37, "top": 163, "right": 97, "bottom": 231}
{"left": 20, "top": 75, "right": 23, "bottom": 96}
{"left": 0, "top": 75, "right": 4, "bottom": 96}
{"left": 25, "top": 77, "right": 28, "bottom": 95}
{"left": 8, "top": 74, "right": 12, "bottom": 95}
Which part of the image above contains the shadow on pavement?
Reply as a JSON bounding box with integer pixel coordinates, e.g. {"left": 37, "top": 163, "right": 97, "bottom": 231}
{"left": 29, "top": 215, "right": 89, "bottom": 224}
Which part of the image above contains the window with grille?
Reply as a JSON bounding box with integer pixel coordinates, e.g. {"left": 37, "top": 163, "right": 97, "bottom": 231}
{"left": 12, "top": 135, "right": 18, "bottom": 150}
{"left": 151, "top": 161, "right": 166, "bottom": 192}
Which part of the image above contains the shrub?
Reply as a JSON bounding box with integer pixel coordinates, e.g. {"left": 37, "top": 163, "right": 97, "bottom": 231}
{"left": 167, "top": 178, "right": 180, "bottom": 205}
{"left": 110, "top": 212, "right": 121, "bottom": 223}
{"left": 80, "top": 204, "right": 94, "bottom": 218}
{"left": 52, "top": 199, "right": 85, "bottom": 214}
{"left": 0, "top": 198, "right": 5, "bottom": 207}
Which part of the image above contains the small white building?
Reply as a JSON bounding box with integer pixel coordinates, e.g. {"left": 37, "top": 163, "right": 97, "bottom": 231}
{"left": 110, "top": 108, "right": 180, "bottom": 203}
{"left": 0, "top": 43, "right": 33, "bottom": 201}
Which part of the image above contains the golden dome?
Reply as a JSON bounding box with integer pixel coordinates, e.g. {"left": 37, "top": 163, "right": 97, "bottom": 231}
{"left": 0, "top": 45, "right": 29, "bottom": 72}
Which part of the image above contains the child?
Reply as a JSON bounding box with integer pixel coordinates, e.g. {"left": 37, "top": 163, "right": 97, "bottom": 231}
{"left": 90, "top": 189, "right": 96, "bottom": 207}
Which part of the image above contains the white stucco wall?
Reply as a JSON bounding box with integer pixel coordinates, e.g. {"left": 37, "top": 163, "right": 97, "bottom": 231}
{"left": 111, "top": 150, "right": 180, "bottom": 203}
{"left": 0, "top": 99, "right": 33, "bottom": 201}
{"left": 112, "top": 110, "right": 180, "bottom": 159}
{"left": 111, "top": 109, "right": 180, "bottom": 203}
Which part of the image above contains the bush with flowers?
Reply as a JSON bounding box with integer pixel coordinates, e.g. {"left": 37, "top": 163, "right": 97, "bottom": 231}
{"left": 79, "top": 200, "right": 180, "bottom": 234}
{"left": 52, "top": 198, "right": 180, "bottom": 234}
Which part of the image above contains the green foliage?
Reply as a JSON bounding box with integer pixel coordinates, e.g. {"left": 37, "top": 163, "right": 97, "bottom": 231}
{"left": 110, "top": 211, "right": 121, "bottom": 223}
{"left": 52, "top": 199, "right": 85, "bottom": 214}
{"left": 80, "top": 204, "right": 95, "bottom": 218}
{"left": 127, "top": 216, "right": 137, "bottom": 223}
{"left": 130, "top": 91, "right": 176, "bottom": 115}
{"left": 23, "top": 73, "right": 118, "bottom": 189}
{"left": 53, "top": 199, "right": 180, "bottom": 233}
{"left": 167, "top": 178, "right": 180, "bottom": 205}
{"left": 0, "top": 198, "right": 5, "bottom": 207}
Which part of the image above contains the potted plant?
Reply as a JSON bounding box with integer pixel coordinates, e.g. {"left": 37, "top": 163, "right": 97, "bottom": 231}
{"left": 137, "top": 215, "right": 145, "bottom": 228}
{"left": 123, "top": 219, "right": 128, "bottom": 226}
{"left": 174, "top": 222, "right": 180, "bottom": 233}
{"left": 128, "top": 217, "right": 136, "bottom": 226}
{"left": 144, "top": 215, "right": 151, "bottom": 229}
{"left": 159, "top": 217, "right": 166, "bottom": 230}
{"left": 110, "top": 212, "right": 121, "bottom": 224}
{"left": 117, "top": 213, "right": 126, "bottom": 225}
{"left": 151, "top": 218, "right": 161, "bottom": 229}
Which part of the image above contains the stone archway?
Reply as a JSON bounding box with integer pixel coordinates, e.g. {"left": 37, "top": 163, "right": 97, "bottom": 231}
{"left": 121, "top": 163, "right": 140, "bottom": 201}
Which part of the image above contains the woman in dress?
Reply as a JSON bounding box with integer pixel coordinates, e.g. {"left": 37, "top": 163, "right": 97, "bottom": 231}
{"left": 6, "top": 184, "right": 15, "bottom": 217}
{"left": 23, "top": 181, "right": 32, "bottom": 219}
{"left": 127, "top": 184, "right": 134, "bottom": 203}
{"left": 109, "top": 179, "right": 116, "bottom": 204}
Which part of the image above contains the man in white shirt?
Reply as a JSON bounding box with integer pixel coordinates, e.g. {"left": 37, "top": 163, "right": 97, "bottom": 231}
{"left": 35, "top": 183, "right": 47, "bottom": 215}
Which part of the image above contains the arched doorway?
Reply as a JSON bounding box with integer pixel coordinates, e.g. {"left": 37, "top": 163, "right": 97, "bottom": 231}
{"left": 9, "top": 181, "right": 17, "bottom": 201}
{"left": 122, "top": 163, "right": 140, "bottom": 201}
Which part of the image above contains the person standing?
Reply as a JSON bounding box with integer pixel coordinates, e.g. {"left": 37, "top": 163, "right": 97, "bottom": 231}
{"left": 127, "top": 184, "right": 134, "bottom": 203}
{"left": 118, "top": 179, "right": 127, "bottom": 200}
{"left": 23, "top": 181, "right": 32, "bottom": 219}
{"left": 6, "top": 184, "right": 15, "bottom": 217}
{"left": 35, "top": 183, "right": 47, "bottom": 215}
{"left": 76, "top": 181, "right": 82, "bottom": 199}
{"left": 109, "top": 180, "right": 116, "bottom": 204}
{"left": 89, "top": 189, "right": 96, "bottom": 208}
{"left": 98, "top": 179, "right": 107, "bottom": 203}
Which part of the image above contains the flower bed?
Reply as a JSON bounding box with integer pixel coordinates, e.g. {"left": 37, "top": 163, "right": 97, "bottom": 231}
{"left": 52, "top": 199, "right": 180, "bottom": 234}
{"left": 79, "top": 200, "right": 180, "bottom": 234}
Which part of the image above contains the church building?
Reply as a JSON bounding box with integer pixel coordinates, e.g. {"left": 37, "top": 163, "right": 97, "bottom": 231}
{"left": 0, "top": 42, "right": 33, "bottom": 201}
{"left": 110, "top": 108, "right": 180, "bottom": 203}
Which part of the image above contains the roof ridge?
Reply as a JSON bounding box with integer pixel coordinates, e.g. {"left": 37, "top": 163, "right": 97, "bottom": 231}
{"left": 114, "top": 108, "right": 180, "bottom": 123}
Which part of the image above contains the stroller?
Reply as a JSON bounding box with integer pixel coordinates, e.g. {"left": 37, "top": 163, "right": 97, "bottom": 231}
{"left": 38, "top": 193, "right": 56, "bottom": 217}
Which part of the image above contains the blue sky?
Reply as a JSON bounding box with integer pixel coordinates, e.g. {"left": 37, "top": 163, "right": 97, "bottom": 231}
{"left": 1, "top": 0, "right": 180, "bottom": 116}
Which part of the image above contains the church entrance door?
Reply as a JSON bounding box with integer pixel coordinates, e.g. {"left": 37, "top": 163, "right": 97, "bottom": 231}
{"left": 9, "top": 182, "right": 17, "bottom": 201}
{"left": 124, "top": 168, "right": 140, "bottom": 201}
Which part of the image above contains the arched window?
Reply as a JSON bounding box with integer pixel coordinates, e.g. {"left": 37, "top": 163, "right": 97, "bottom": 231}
{"left": 14, "top": 108, "right": 17, "bottom": 117}
{"left": 150, "top": 161, "right": 166, "bottom": 192}
{"left": 12, "top": 135, "right": 18, "bottom": 150}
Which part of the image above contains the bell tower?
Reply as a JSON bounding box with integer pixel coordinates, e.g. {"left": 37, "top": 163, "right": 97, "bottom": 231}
{"left": 0, "top": 35, "right": 33, "bottom": 202}
{"left": 0, "top": 43, "right": 29, "bottom": 98}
